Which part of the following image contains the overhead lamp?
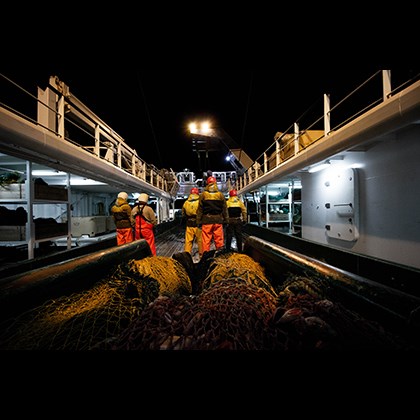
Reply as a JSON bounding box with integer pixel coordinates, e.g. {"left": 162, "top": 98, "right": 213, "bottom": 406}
{"left": 188, "top": 121, "right": 212, "bottom": 135}
{"left": 70, "top": 178, "right": 107, "bottom": 186}
{"left": 308, "top": 161, "right": 331, "bottom": 173}
{"left": 201, "top": 121, "right": 211, "bottom": 134}
{"left": 189, "top": 123, "right": 198, "bottom": 134}
{"left": 32, "top": 170, "right": 67, "bottom": 176}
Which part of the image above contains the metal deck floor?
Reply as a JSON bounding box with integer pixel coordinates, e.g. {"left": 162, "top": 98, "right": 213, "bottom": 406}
{"left": 155, "top": 225, "right": 190, "bottom": 257}
{"left": 155, "top": 224, "right": 229, "bottom": 262}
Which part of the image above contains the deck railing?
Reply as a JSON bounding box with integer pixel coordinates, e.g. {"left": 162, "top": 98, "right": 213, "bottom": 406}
{"left": 237, "top": 70, "right": 420, "bottom": 191}
{"left": 0, "top": 73, "right": 179, "bottom": 196}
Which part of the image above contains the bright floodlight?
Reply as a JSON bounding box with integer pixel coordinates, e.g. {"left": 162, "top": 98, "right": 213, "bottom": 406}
{"left": 201, "top": 121, "right": 211, "bottom": 134}
{"left": 189, "top": 122, "right": 198, "bottom": 134}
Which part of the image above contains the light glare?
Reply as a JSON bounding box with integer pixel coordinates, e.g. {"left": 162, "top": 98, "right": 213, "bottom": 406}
{"left": 201, "top": 122, "right": 211, "bottom": 134}
{"left": 308, "top": 162, "right": 330, "bottom": 173}
{"left": 189, "top": 122, "right": 198, "bottom": 134}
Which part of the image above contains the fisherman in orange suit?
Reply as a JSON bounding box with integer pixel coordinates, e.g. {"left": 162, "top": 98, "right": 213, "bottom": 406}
{"left": 196, "top": 176, "right": 229, "bottom": 253}
{"left": 131, "top": 193, "right": 157, "bottom": 255}
{"left": 111, "top": 191, "right": 134, "bottom": 246}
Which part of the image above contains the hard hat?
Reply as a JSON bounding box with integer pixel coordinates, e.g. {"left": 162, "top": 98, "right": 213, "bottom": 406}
{"left": 207, "top": 176, "right": 217, "bottom": 185}
{"left": 137, "top": 193, "right": 149, "bottom": 203}
{"left": 117, "top": 192, "right": 128, "bottom": 200}
{"left": 229, "top": 189, "right": 238, "bottom": 197}
{"left": 191, "top": 187, "right": 199, "bottom": 194}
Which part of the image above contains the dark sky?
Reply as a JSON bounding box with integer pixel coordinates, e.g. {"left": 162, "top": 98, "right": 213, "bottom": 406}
{"left": 2, "top": 62, "right": 419, "bottom": 176}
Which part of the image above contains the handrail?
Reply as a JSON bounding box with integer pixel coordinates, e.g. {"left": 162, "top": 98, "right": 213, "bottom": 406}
{"left": 0, "top": 73, "right": 179, "bottom": 197}
{"left": 237, "top": 70, "right": 420, "bottom": 192}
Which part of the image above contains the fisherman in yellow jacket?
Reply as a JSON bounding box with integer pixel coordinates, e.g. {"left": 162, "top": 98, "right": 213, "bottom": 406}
{"left": 182, "top": 187, "right": 203, "bottom": 258}
{"left": 226, "top": 189, "right": 247, "bottom": 252}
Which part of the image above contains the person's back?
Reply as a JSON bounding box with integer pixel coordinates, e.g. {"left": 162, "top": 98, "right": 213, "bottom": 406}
{"left": 111, "top": 192, "right": 134, "bottom": 246}
{"left": 197, "top": 177, "right": 228, "bottom": 253}
{"left": 226, "top": 189, "right": 247, "bottom": 252}
{"left": 131, "top": 193, "right": 157, "bottom": 255}
{"left": 182, "top": 187, "right": 202, "bottom": 258}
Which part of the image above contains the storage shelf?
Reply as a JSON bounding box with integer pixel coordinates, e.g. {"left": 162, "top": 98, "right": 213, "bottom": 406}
{"left": 0, "top": 160, "right": 72, "bottom": 259}
{"left": 260, "top": 184, "right": 301, "bottom": 233}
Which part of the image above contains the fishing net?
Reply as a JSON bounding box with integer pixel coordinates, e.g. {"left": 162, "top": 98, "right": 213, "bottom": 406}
{"left": 112, "top": 278, "right": 278, "bottom": 351}
{"left": 0, "top": 253, "right": 412, "bottom": 351}
{"left": 264, "top": 276, "right": 408, "bottom": 351}
{"left": 171, "top": 252, "right": 198, "bottom": 293}
{"left": 277, "top": 274, "right": 330, "bottom": 305}
{"left": 200, "top": 251, "right": 277, "bottom": 298}
{"left": 0, "top": 279, "right": 147, "bottom": 350}
{"left": 119, "top": 256, "right": 192, "bottom": 297}
{"left": 0, "top": 256, "right": 192, "bottom": 350}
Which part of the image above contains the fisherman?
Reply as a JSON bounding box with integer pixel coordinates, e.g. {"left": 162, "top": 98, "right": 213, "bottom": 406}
{"left": 225, "top": 189, "right": 247, "bottom": 252}
{"left": 132, "top": 193, "right": 157, "bottom": 255}
{"left": 111, "top": 192, "right": 134, "bottom": 246}
{"left": 196, "top": 176, "right": 229, "bottom": 253}
{"left": 182, "top": 187, "right": 203, "bottom": 259}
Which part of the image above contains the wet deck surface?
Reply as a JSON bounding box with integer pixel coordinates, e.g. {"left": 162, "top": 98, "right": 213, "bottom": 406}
{"left": 155, "top": 224, "right": 231, "bottom": 262}
{"left": 155, "top": 225, "right": 190, "bottom": 257}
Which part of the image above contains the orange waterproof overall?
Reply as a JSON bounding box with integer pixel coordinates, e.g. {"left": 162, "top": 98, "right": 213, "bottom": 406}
{"left": 117, "top": 228, "right": 134, "bottom": 246}
{"left": 201, "top": 223, "right": 224, "bottom": 252}
{"left": 135, "top": 215, "right": 156, "bottom": 255}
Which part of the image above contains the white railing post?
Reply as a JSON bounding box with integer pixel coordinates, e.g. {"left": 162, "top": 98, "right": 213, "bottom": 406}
{"left": 294, "top": 123, "right": 299, "bottom": 156}
{"left": 324, "top": 93, "right": 331, "bottom": 135}
{"left": 383, "top": 70, "right": 392, "bottom": 100}
{"left": 276, "top": 139, "right": 280, "bottom": 166}
{"left": 94, "top": 125, "right": 100, "bottom": 157}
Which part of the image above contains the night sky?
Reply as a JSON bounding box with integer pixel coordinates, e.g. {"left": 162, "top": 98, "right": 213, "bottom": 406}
{"left": 2, "top": 62, "right": 418, "bottom": 176}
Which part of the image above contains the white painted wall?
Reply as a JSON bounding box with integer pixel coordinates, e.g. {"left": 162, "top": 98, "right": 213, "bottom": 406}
{"left": 302, "top": 124, "right": 420, "bottom": 269}
{"left": 69, "top": 191, "right": 116, "bottom": 218}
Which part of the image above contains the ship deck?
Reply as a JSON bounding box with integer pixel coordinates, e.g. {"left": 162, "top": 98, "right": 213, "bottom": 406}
{"left": 0, "top": 222, "right": 244, "bottom": 278}
{"left": 155, "top": 223, "right": 243, "bottom": 262}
